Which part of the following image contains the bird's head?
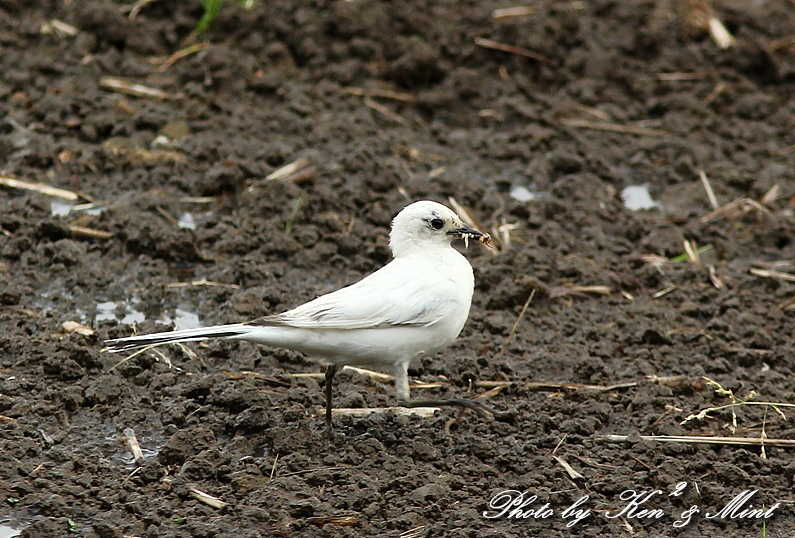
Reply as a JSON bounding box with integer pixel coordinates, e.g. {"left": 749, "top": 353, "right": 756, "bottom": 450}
{"left": 389, "top": 200, "right": 490, "bottom": 257}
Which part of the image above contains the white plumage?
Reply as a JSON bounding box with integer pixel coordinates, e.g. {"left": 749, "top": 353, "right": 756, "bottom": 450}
{"left": 104, "top": 200, "right": 492, "bottom": 430}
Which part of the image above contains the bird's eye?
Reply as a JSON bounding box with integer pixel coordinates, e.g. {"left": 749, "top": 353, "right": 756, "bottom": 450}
{"left": 430, "top": 218, "right": 444, "bottom": 230}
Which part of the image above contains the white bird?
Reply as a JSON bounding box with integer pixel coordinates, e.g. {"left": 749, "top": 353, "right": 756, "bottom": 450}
{"left": 104, "top": 200, "right": 494, "bottom": 432}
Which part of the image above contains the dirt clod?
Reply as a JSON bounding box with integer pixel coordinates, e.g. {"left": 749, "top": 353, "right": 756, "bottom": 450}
{"left": 2, "top": 2, "right": 795, "bottom": 537}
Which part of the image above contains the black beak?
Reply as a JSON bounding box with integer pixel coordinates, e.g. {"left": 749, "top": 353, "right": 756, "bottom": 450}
{"left": 448, "top": 224, "right": 491, "bottom": 247}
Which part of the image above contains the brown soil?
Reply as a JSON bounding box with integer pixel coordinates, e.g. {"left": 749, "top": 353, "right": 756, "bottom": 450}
{"left": 2, "top": 1, "right": 795, "bottom": 537}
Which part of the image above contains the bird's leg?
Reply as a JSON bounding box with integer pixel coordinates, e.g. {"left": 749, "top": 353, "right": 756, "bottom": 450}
{"left": 394, "top": 362, "right": 411, "bottom": 402}
{"left": 393, "top": 362, "right": 499, "bottom": 419}
{"left": 324, "top": 364, "right": 338, "bottom": 435}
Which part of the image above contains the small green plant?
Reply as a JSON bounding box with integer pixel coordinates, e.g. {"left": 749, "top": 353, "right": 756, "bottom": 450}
{"left": 172, "top": 516, "right": 187, "bottom": 524}
{"left": 6, "top": 496, "right": 20, "bottom": 504}
{"left": 761, "top": 506, "right": 767, "bottom": 538}
{"left": 197, "top": 0, "right": 258, "bottom": 34}
{"left": 669, "top": 243, "right": 712, "bottom": 263}
{"left": 67, "top": 519, "right": 80, "bottom": 533}
{"left": 285, "top": 192, "right": 305, "bottom": 235}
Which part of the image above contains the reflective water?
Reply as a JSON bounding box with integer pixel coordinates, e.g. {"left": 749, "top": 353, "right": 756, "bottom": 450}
{"left": 167, "top": 308, "right": 201, "bottom": 330}
{"left": 50, "top": 200, "right": 74, "bottom": 216}
{"left": 95, "top": 300, "right": 145, "bottom": 325}
{"left": 50, "top": 201, "right": 106, "bottom": 216}
{"left": 177, "top": 212, "right": 196, "bottom": 230}
{"left": 0, "top": 524, "right": 23, "bottom": 538}
{"left": 94, "top": 301, "right": 202, "bottom": 330}
{"left": 509, "top": 185, "right": 539, "bottom": 202}
{"left": 621, "top": 184, "right": 660, "bottom": 211}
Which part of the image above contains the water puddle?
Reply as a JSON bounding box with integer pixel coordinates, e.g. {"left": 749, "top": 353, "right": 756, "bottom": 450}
{"left": 93, "top": 301, "right": 202, "bottom": 330}
{"left": 95, "top": 300, "right": 146, "bottom": 325}
{"left": 50, "top": 200, "right": 74, "bottom": 217}
{"left": 509, "top": 185, "right": 540, "bottom": 202}
{"left": 621, "top": 184, "right": 660, "bottom": 211}
{"left": 111, "top": 440, "right": 161, "bottom": 470}
{"left": 177, "top": 212, "right": 196, "bottom": 230}
{"left": 50, "top": 201, "right": 106, "bottom": 217}
{"left": 34, "top": 278, "right": 203, "bottom": 330}
{"left": 0, "top": 522, "right": 23, "bottom": 538}
{"left": 53, "top": 202, "right": 207, "bottom": 232}
{"left": 167, "top": 308, "right": 202, "bottom": 330}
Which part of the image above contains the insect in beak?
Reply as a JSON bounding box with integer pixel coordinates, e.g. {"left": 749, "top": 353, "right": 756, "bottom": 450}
{"left": 449, "top": 225, "right": 490, "bottom": 249}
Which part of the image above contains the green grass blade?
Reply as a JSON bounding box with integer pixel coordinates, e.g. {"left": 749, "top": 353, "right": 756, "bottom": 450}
{"left": 196, "top": 0, "right": 226, "bottom": 35}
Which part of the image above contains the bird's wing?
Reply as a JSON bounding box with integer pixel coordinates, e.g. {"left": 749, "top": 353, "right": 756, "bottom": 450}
{"left": 255, "top": 259, "right": 461, "bottom": 330}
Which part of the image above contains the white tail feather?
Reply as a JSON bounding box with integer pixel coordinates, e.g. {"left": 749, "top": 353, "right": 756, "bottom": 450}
{"left": 103, "top": 323, "right": 255, "bottom": 353}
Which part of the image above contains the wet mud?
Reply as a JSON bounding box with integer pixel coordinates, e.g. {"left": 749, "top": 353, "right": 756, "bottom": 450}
{"left": 2, "top": 1, "right": 795, "bottom": 536}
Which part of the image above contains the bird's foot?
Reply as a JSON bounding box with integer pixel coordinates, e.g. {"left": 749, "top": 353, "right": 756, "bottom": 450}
{"left": 324, "top": 426, "right": 347, "bottom": 443}
{"left": 401, "top": 398, "right": 502, "bottom": 420}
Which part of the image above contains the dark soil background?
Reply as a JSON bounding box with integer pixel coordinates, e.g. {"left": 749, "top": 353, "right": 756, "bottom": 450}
{"left": 2, "top": 1, "right": 795, "bottom": 537}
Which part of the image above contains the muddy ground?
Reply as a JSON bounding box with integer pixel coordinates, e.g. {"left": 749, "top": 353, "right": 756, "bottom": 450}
{"left": 2, "top": 1, "right": 795, "bottom": 536}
